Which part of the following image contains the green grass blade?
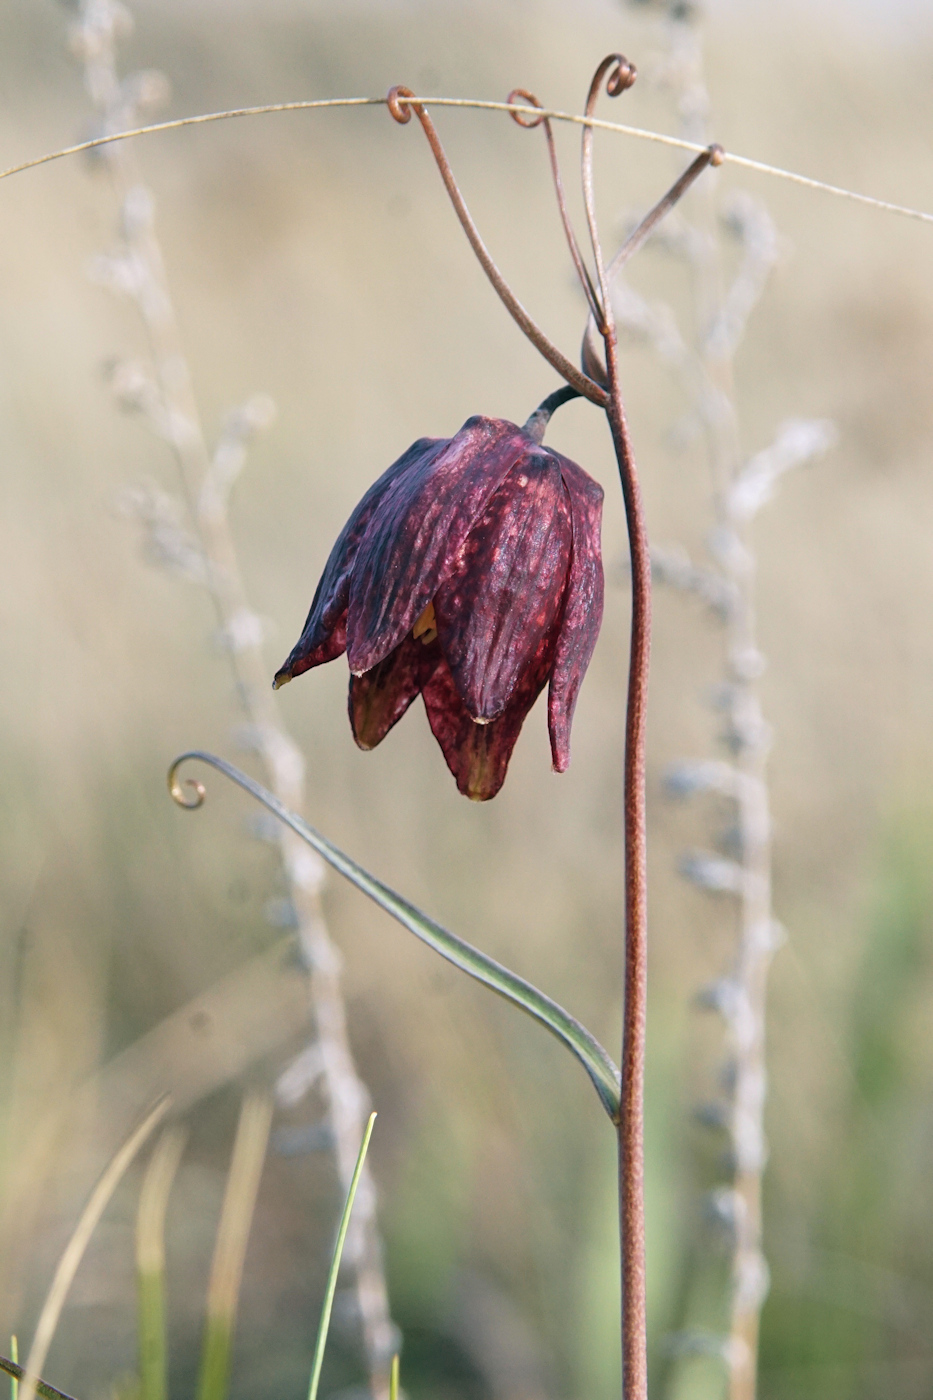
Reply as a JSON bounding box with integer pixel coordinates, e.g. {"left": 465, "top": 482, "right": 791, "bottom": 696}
{"left": 389, "top": 1354, "right": 399, "bottom": 1400}
{"left": 137, "top": 1128, "right": 188, "bottom": 1400}
{"left": 307, "top": 1112, "right": 377, "bottom": 1400}
{"left": 0, "top": 1357, "right": 78, "bottom": 1400}
{"left": 196, "top": 1093, "right": 273, "bottom": 1400}
{"left": 169, "top": 752, "right": 622, "bottom": 1119}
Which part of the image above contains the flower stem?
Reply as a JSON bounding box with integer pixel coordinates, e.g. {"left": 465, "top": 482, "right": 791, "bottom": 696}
{"left": 604, "top": 329, "right": 651, "bottom": 1400}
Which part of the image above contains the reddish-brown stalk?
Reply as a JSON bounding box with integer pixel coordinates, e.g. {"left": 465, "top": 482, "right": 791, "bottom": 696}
{"left": 387, "top": 62, "right": 720, "bottom": 1400}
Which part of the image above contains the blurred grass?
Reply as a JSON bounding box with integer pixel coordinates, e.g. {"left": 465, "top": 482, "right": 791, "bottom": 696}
{"left": 0, "top": 1, "right": 932, "bottom": 1398}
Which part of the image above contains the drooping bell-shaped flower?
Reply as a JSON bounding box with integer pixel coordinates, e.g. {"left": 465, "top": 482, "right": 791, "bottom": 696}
{"left": 273, "top": 414, "right": 604, "bottom": 800}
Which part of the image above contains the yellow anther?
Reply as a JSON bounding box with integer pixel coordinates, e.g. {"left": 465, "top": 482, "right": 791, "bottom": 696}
{"left": 413, "top": 600, "right": 438, "bottom": 645}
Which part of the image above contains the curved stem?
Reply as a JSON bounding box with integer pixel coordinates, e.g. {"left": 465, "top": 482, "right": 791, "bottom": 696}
{"left": 387, "top": 87, "right": 607, "bottom": 406}
{"left": 581, "top": 57, "right": 636, "bottom": 331}
{"left": 582, "top": 145, "right": 722, "bottom": 390}
{"left": 604, "top": 324, "right": 651, "bottom": 1400}
{"left": 606, "top": 145, "right": 722, "bottom": 283}
{"left": 507, "top": 89, "right": 602, "bottom": 322}
{"left": 522, "top": 383, "right": 582, "bottom": 443}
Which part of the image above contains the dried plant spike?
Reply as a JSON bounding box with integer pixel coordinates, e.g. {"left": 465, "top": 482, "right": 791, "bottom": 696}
{"left": 19, "top": 1097, "right": 172, "bottom": 1400}
{"left": 72, "top": 9, "right": 396, "bottom": 1377}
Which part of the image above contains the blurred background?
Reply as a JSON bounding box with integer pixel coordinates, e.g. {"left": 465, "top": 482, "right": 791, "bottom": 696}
{"left": 1, "top": 1, "right": 933, "bottom": 1398}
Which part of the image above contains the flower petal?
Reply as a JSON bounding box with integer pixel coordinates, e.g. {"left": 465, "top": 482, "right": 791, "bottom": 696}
{"left": 434, "top": 448, "right": 572, "bottom": 720}
{"left": 346, "top": 416, "right": 529, "bottom": 674}
{"left": 547, "top": 457, "right": 605, "bottom": 771}
{"left": 349, "top": 633, "right": 443, "bottom": 750}
{"left": 274, "top": 435, "right": 445, "bottom": 686}
{"left": 422, "top": 640, "right": 553, "bottom": 801}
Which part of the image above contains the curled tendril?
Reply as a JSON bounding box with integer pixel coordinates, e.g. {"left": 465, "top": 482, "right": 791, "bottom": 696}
{"left": 507, "top": 86, "right": 602, "bottom": 323}
{"left": 168, "top": 759, "right": 206, "bottom": 809}
{"left": 506, "top": 86, "right": 546, "bottom": 130}
{"left": 581, "top": 56, "right": 638, "bottom": 328}
{"left": 604, "top": 55, "right": 638, "bottom": 100}
{"left": 384, "top": 83, "right": 607, "bottom": 406}
{"left": 386, "top": 85, "right": 414, "bottom": 125}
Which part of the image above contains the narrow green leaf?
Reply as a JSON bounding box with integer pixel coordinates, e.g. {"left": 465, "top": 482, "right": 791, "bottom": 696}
{"left": 137, "top": 1127, "right": 187, "bottom": 1400}
{"left": 169, "top": 752, "right": 622, "bottom": 1119}
{"left": 390, "top": 1354, "right": 399, "bottom": 1400}
{"left": 137, "top": 1272, "right": 166, "bottom": 1400}
{"left": 308, "top": 1112, "right": 377, "bottom": 1400}
{"left": 0, "top": 1359, "right": 77, "bottom": 1400}
{"left": 196, "top": 1093, "right": 272, "bottom": 1400}
{"left": 196, "top": 1320, "right": 231, "bottom": 1400}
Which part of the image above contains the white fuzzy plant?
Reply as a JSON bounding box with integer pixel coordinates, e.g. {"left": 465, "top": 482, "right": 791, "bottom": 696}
{"left": 617, "top": 4, "right": 834, "bottom": 1397}
{"left": 67, "top": 1, "right": 397, "bottom": 1392}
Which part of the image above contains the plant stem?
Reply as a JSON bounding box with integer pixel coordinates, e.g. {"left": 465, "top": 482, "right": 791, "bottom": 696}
{"left": 604, "top": 331, "right": 651, "bottom": 1400}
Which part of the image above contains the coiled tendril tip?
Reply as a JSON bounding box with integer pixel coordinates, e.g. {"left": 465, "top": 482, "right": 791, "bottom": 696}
{"left": 506, "top": 87, "right": 545, "bottom": 130}
{"left": 387, "top": 86, "right": 415, "bottom": 125}
{"left": 606, "top": 56, "right": 637, "bottom": 97}
{"left": 168, "top": 758, "right": 206, "bottom": 810}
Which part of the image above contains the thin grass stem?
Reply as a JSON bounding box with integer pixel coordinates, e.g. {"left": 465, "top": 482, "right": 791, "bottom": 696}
{"left": 136, "top": 1127, "right": 188, "bottom": 1400}
{"left": 307, "top": 1113, "right": 378, "bottom": 1400}
{"left": 19, "top": 1097, "right": 172, "bottom": 1400}
{"left": 195, "top": 1093, "right": 273, "bottom": 1400}
{"left": 0, "top": 96, "right": 929, "bottom": 227}
{"left": 0, "top": 1359, "right": 77, "bottom": 1400}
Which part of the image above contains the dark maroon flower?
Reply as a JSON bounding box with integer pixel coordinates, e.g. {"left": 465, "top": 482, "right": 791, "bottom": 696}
{"left": 273, "top": 414, "right": 604, "bottom": 800}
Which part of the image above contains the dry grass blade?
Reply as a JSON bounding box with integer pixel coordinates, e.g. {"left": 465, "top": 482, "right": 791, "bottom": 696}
{"left": 136, "top": 1127, "right": 188, "bottom": 1400}
{"left": 0, "top": 98, "right": 929, "bottom": 227}
{"left": 19, "top": 1096, "right": 172, "bottom": 1400}
{"left": 196, "top": 1092, "right": 273, "bottom": 1400}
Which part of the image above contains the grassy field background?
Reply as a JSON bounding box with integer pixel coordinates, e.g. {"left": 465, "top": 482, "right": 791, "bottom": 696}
{"left": 1, "top": 1, "right": 933, "bottom": 1398}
